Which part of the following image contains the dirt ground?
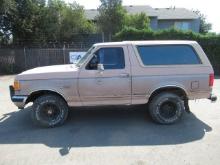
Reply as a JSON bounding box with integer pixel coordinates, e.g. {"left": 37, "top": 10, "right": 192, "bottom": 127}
{"left": 0, "top": 75, "right": 220, "bottom": 165}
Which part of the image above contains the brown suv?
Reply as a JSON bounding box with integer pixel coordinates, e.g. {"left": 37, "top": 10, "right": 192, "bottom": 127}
{"left": 10, "top": 41, "right": 217, "bottom": 127}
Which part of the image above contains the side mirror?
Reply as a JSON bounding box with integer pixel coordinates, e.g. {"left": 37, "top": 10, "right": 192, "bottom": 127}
{"left": 88, "top": 54, "right": 98, "bottom": 69}
{"left": 97, "top": 63, "right": 104, "bottom": 72}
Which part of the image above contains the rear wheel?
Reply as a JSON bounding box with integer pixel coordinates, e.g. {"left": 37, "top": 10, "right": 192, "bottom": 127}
{"left": 148, "top": 92, "right": 184, "bottom": 124}
{"left": 31, "top": 95, "right": 69, "bottom": 127}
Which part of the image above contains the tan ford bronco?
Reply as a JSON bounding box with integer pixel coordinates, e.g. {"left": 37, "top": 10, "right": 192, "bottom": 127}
{"left": 10, "top": 41, "right": 217, "bottom": 127}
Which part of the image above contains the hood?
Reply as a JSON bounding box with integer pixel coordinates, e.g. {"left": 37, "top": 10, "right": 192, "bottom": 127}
{"left": 16, "top": 64, "right": 79, "bottom": 80}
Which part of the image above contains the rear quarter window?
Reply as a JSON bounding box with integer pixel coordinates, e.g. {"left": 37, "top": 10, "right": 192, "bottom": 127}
{"left": 136, "top": 45, "right": 201, "bottom": 65}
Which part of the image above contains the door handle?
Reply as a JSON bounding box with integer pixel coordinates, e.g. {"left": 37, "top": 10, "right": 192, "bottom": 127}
{"left": 119, "top": 73, "right": 130, "bottom": 78}
{"left": 96, "top": 78, "right": 103, "bottom": 85}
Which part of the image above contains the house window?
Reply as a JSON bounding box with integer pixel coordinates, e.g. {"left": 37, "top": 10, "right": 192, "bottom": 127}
{"left": 175, "top": 22, "right": 190, "bottom": 30}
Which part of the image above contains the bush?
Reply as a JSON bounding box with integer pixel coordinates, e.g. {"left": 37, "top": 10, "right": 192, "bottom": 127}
{"left": 124, "top": 12, "right": 150, "bottom": 30}
{"left": 114, "top": 28, "right": 220, "bottom": 75}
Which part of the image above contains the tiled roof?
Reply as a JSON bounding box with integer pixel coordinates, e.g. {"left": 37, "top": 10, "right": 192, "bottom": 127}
{"left": 156, "top": 8, "right": 199, "bottom": 19}
{"left": 85, "top": 5, "right": 199, "bottom": 20}
{"left": 124, "top": 5, "right": 158, "bottom": 17}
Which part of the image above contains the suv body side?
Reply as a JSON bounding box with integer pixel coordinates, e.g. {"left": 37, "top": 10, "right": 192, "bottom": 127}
{"left": 11, "top": 41, "right": 214, "bottom": 109}
{"left": 128, "top": 41, "right": 213, "bottom": 104}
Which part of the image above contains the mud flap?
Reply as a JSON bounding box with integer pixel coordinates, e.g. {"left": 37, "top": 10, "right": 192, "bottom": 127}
{"left": 184, "top": 98, "right": 190, "bottom": 113}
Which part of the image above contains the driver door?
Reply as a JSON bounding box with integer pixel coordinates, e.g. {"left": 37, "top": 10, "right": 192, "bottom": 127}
{"left": 78, "top": 46, "right": 131, "bottom": 106}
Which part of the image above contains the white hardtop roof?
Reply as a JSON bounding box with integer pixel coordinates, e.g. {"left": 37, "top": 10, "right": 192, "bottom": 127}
{"left": 94, "top": 40, "right": 197, "bottom": 46}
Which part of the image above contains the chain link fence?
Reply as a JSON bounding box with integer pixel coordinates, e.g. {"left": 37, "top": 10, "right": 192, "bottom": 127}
{"left": 1, "top": 34, "right": 220, "bottom": 75}
{"left": 0, "top": 33, "right": 104, "bottom": 74}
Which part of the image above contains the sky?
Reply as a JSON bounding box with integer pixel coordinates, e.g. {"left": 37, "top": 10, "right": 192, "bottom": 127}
{"left": 65, "top": 0, "right": 220, "bottom": 33}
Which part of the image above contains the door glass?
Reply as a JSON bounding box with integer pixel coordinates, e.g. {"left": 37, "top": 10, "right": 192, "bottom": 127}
{"left": 87, "top": 47, "right": 125, "bottom": 70}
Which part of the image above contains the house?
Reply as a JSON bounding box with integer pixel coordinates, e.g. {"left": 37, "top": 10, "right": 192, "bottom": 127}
{"left": 85, "top": 5, "right": 200, "bottom": 32}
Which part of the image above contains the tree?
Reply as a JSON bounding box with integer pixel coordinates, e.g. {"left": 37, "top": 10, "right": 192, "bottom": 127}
{"left": 38, "top": 0, "right": 65, "bottom": 42}
{"left": 10, "top": 0, "right": 47, "bottom": 43}
{"left": 124, "top": 12, "right": 150, "bottom": 30}
{"left": 0, "top": 0, "right": 16, "bottom": 43}
{"left": 59, "top": 2, "right": 96, "bottom": 41}
{"left": 96, "top": 0, "right": 126, "bottom": 41}
{"left": 193, "top": 10, "right": 212, "bottom": 34}
{"left": 39, "top": 0, "right": 96, "bottom": 42}
{"left": 0, "top": 0, "right": 97, "bottom": 44}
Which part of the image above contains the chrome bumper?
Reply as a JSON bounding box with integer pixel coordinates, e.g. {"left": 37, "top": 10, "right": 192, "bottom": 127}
{"left": 9, "top": 86, "right": 28, "bottom": 109}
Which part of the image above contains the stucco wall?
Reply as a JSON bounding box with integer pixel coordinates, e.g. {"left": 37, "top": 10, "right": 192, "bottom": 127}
{"left": 157, "top": 20, "right": 174, "bottom": 30}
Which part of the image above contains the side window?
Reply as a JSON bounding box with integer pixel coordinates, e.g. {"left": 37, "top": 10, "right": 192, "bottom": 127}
{"left": 136, "top": 45, "right": 201, "bottom": 65}
{"left": 86, "top": 47, "right": 125, "bottom": 70}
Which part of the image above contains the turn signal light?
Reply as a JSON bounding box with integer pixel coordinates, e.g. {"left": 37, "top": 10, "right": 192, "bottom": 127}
{"left": 14, "top": 80, "right": 21, "bottom": 91}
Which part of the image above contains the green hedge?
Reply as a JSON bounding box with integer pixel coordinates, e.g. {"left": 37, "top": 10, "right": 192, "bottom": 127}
{"left": 114, "top": 28, "right": 220, "bottom": 75}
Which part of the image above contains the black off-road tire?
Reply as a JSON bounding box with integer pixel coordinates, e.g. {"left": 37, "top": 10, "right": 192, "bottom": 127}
{"left": 149, "top": 92, "right": 185, "bottom": 124}
{"left": 31, "top": 94, "right": 69, "bottom": 128}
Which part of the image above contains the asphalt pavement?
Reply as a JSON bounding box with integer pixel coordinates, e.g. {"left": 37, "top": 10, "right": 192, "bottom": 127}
{"left": 0, "top": 75, "right": 220, "bottom": 165}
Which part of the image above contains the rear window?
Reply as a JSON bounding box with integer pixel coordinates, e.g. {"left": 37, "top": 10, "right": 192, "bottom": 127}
{"left": 136, "top": 45, "right": 201, "bottom": 65}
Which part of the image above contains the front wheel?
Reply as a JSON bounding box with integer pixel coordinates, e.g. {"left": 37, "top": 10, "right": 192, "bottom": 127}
{"left": 31, "top": 95, "right": 69, "bottom": 127}
{"left": 148, "top": 92, "right": 185, "bottom": 124}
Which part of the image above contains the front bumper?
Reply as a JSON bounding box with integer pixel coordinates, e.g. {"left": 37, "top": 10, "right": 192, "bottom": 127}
{"left": 9, "top": 86, "right": 28, "bottom": 109}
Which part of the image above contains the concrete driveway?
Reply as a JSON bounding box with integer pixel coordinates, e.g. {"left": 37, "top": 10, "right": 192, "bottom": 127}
{"left": 0, "top": 75, "right": 220, "bottom": 165}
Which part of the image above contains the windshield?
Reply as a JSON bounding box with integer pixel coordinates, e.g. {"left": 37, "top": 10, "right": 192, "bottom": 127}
{"left": 76, "top": 46, "right": 95, "bottom": 67}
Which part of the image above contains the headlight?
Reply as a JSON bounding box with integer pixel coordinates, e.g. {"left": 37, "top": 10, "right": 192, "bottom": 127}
{"left": 13, "top": 80, "right": 21, "bottom": 91}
